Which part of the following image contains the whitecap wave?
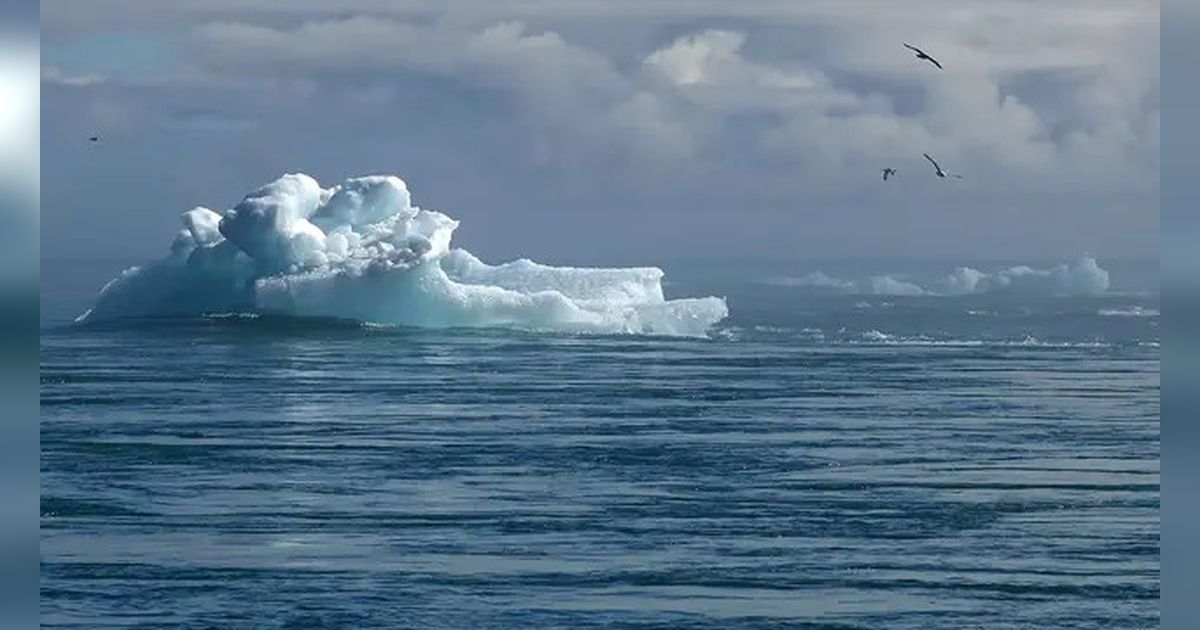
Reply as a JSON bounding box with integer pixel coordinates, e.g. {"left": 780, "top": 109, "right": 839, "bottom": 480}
{"left": 850, "top": 331, "right": 1112, "bottom": 348}
{"left": 78, "top": 173, "right": 728, "bottom": 336}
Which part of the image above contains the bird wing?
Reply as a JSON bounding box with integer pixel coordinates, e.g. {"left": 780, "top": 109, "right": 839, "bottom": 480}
{"left": 923, "top": 153, "right": 940, "bottom": 170}
{"left": 903, "top": 43, "right": 921, "bottom": 54}
{"left": 928, "top": 56, "right": 943, "bottom": 69}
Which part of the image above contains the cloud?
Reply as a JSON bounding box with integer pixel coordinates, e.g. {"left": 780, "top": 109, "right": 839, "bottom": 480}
{"left": 39, "top": 2, "right": 1159, "bottom": 262}
{"left": 42, "top": 65, "right": 107, "bottom": 86}
{"left": 179, "top": 13, "right": 1154, "bottom": 188}
{"left": 642, "top": 29, "right": 846, "bottom": 116}
{"left": 644, "top": 29, "right": 816, "bottom": 91}
{"left": 190, "top": 17, "right": 695, "bottom": 164}
{"left": 159, "top": 7, "right": 1157, "bottom": 188}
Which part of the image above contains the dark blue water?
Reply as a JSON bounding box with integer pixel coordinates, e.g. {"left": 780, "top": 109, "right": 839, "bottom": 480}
{"left": 41, "top": 260, "right": 1159, "bottom": 628}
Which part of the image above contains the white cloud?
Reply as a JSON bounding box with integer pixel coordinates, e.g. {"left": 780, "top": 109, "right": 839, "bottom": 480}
{"left": 642, "top": 30, "right": 840, "bottom": 114}
{"left": 39, "top": 2, "right": 1159, "bottom": 260}
{"left": 42, "top": 64, "right": 106, "bottom": 86}
{"left": 176, "top": 7, "right": 1158, "bottom": 186}
{"left": 191, "top": 17, "right": 695, "bottom": 165}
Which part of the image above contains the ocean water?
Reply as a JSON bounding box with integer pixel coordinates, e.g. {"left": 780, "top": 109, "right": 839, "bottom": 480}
{"left": 41, "top": 259, "right": 1159, "bottom": 628}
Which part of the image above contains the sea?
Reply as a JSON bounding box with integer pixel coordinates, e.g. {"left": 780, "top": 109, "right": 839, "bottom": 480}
{"left": 40, "top": 257, "right": 1160, "bottom": 628}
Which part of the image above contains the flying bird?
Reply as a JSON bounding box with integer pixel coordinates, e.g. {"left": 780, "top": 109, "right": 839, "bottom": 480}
{"left": 882, "top": 167, "right": 897, "bottom": 181}
{"left": 904, "top": 43, "right": 943, "bottom": 70}
{"left": 923, "top": 153, "right": 962, "bottom": 179}
{"left": 88, "top": 136, "right": 100, "bottom": 143}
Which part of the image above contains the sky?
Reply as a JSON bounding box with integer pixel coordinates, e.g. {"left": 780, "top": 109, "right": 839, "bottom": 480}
{"left": 40, "top": 0, "right": 1160, "bottom": 264}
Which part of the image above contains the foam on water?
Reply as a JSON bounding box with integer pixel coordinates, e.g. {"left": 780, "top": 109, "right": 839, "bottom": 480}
{"left": 78, "top": 174, "right": 728, "bottom": 336}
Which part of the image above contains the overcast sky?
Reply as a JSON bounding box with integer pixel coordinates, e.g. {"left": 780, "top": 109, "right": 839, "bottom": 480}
{"left": 41, "top": 0, "right": 1159, "bottom": 264}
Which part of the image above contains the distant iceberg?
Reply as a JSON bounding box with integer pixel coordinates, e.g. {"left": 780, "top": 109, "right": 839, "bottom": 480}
{"left": 763, "top": 256, "right": 1111, "bottom": 298}
{"left": 933, "top": 257, "right": 1110, "bottom": 297}
{"left": 78, "top": 173, "right": 728, "bottom": 336}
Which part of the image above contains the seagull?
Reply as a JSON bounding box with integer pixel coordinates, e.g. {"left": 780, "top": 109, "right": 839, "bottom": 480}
{"left": 923, "top": 153, "right": 963, "bottom": 179}
{"left": 88, "top": 136, "right": 100, "bottom": 143}
{"left": 903, "top": 43, "right": 943, "bottom": 70}
{"left": 882, "top": 167, "right": 897, "bottom": 181}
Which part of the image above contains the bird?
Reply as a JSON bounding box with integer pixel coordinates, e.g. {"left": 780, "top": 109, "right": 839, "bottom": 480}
{"left": 882, "top": 167, "right": 897, "bottom": 181}
{"left": 903, "top": 43, "right": 943, "bottom": 70}
{"left": 923, "top": 153, "right": 963, "bottom": 179}
{"left": 88, "top": 136, "right": 100, "bottom": 143}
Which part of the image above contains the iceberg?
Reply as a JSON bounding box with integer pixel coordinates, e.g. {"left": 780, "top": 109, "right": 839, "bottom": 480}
{"left": 78, "top": 173, "right": 728, "bottom": 336}
{"left": 935, "top": 257, "right": 1110, "bottom": 296}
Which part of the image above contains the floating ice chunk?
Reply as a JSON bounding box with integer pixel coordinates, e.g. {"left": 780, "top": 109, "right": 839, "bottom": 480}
{"left": 934, "top": 256, "right": 1109, "bottom": 297}
{"left": 936, "top": 266, "right": 987, "bottom": 296}
{"left": 768, "top": 257, "right": 1112, "bottom": 297}
{"left": 760, "top": 271, "right": 855, "bottom": 291}
{"left": 868, "top": 275, "right": 928, "bottom": 296}
{"left": 1050, "top": 256, "right": 1109, "bottom": 296}
{"left": 79, "top": 172, "right": 728, "bottom": 337}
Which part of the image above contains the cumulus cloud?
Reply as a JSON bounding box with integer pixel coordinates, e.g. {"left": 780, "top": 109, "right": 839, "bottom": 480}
{"left": 40, "top": 1, "right": 1159, "bottom": 261}
{"left": 190, "top": 17, "right": 694, "bottom": 163}
{"left": 173, "top": 9, "right": 1156, "bottom": 188}
{"left": 644, "top": 30, "right": 819, "bottom": 93}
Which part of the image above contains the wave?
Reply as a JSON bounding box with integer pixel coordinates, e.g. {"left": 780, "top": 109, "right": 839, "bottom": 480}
{"left": 713, "top": 325, "right": 1140, "bottom": 348}
{"left": 851, "top": 331, "right": 1111, "bottom": 348}
{"left": 763, "top": 257, "right": 1111, "bottom": 298}
{"left": 78, "top": 173, "right": 728, "bottom": 336}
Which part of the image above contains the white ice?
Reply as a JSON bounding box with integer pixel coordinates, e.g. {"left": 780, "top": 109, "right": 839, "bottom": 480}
{"left": 78, "top": 173, "right": 728, "bottom": 336}
{"left": 763, "top": 256, "right": 1111, "bottom": 298}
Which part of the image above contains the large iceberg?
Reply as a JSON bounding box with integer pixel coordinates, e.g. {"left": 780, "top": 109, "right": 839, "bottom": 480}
{"left": 78, "top": 173, "right": 728, "bottom": 336}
